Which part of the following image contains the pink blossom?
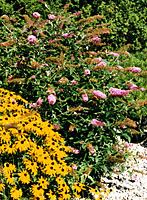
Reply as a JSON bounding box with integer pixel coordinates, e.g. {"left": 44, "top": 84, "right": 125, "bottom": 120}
{"left": 47, "top": 94, "right": 56, "bottom": 105}
{"left": 109, "top": 87, "right": 129, "bottom": 97}
{"left": 90, "top": 148, "right": 96, "bottom": 155}
{"left": 128, "top": 83, "right": 138, "bottom": 91}
{"left": 53, "top": 124, "right": 60, "bottom": 130}
{"left": 48, "top": 14, "right": 55, "bottom": 20}
{"left": 132, "top": 175, "right": 137, "bottom": 181}
{"left": 92, "top": 35, "right": 101, "bottom": 44}
{"left": 29, "top": 102, "right": 37, "bottom": 108}
{"left": 33, "top": 12, "right": 40, "bottom": 19}
{"left": 84, "top": 69, "right": 90, "bottom": 75}
{"left": 117, "top": 65, "right": 123, "bottom": 70}
{"left": 27, "top": 35, "right": 37, "bottom": 44}
{"left": 120, "top": 124, "right": 126, "bottom": 128}
{"left": 128, "top": 67, "right": 141, "bottom": 73}
{"left": 62, "top": 33, "right": 73, "bottom": 38}
{"left": 36, "top": 97, "right": 43, "bottom": 108}
{"left": 81, "top": 93, "right": 88, "bottom": 102}
{"left": 92, "top": 90, "right": 107, "bottom": 99}
{"left": 71, "top": 55, "right": 75, "bottom": 60}
{"left": 59, "top": 88, "right": 64, "bottom": 91}
{"left": 72, "top": 11, "right": 83, "bottom": 16}
{"left": 91, "top": 119, "right": 106, "bottom": 127}
{"left": 124, "top": 142, "right": 130, "bottom": 148}
{"left": 72, "top": 164, "right": 77, "bottom": 170}
{"left": 73, "top": 149, "right": 80, "bottom": 154}
{"left": 40, "top": 63, "right": 49, "bottom": 67}
{"left": 70, "top": 80, "right": 78, "bottom": 85}
{"left": 96, "top": 61, "right": 107, "bottom": 67}
{"left": 31, "top": 75, "right": 36, "bottom": 79}
{"left": 108, "top": 52, "right": 119, "bottom": 57}
{"left": 94, "top": 57, "right": 102, "bottom": 63}
{"left": 140, "top": 87, "right": 146, "bottom": 91}
{"left": 120, "top": 150, "right": 123, "bottom": 153}
{"left": 125, "top": 51, "right": 130, "bottom": 56}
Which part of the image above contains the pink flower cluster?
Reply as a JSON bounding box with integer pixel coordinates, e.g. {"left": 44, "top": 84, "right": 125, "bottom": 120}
{"left": 62, "top": 33, "right": 73, "bottom": 38}
{"left": 47, "top": 94, "right": 56, "bottom": 105}
{"left": 96, "top": 61, "right": 107, "bottom": 67}
{"left": 28, "top": 35, "right": 37, "bottom": 44}
{"left": 92, "top": 35, "right": 101, "bottom": 44}
{"left": 48, "top": 14, "right": 55, "bottom": 20}
{"left": 108, "top": 52, "right": 119, "bottom": 57}
{"left": 70, "top": 80, "right": 78, "bottom": 85}
{"left": 128, "top": 67, "right": 141, "bottom": 73}
{"left": 69, "top": 146, "right": 80, "bottom": 154}
{"left": 92, "top": 90, "right": 107, "bottom": 99}
{"left": 84, "top": 69, "right": 90, "bottom": 75}
{"left": 91, "top": 119, "right": 105, "bottom": 127}
{"left": 93, "top": 57, "right": 102, "bottom": 63}
{"left": 32, "top": 12, "right": 40, "bottom": 19}
{"left": 81, "top": 93, "right": 88, "bottom": 102}
{"left": 109, "top": 87, "right": 129, "bottom": 97}
{"left": 29, "top": 97, "right": 43, "bottom": 108}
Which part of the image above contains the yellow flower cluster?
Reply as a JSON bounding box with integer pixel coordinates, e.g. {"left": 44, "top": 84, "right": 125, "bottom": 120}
{"left": 0, "top": 88, "right": 112, "bottom": 199}
{"left": 0, "top": 88, "right": 71, "bottom": 199}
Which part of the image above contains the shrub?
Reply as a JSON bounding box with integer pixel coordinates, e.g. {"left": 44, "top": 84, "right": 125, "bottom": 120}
{"left": 0, "top": 2, "right": 146, "bottom": 195}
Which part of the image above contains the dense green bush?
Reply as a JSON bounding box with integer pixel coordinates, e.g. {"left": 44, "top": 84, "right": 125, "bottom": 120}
{"left": 0, "top": 1, "right": 146, "bottom": 198}
{"left": 1, "top": 0, "right": 146, "bottom": 51}
{"left": 57, "top": 0, "right": 147, "bottom": 52}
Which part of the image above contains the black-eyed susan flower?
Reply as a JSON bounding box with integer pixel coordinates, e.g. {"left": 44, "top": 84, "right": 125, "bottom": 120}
{"left": 10, "top": 185, "right": 23, "bottom": 199}
{"left": 37, "top": 176, "right": 49, "bottom": 189}
{"left": 23, "top": 158, "right": 38, "bottom": 176}
{"left": 0, "top": 183, "right": 5, "bottom": 192}
{"left": 3, "top": 162, "right": 16, "bottom": 174}
{"left": 46, "top": 189, "right": 56, "bottom": 200}
{"left": 31, "top": 184, "right": 44, "bottom": 198}
{"left": 18, "top": 169, "right": 31, "bottom": 184}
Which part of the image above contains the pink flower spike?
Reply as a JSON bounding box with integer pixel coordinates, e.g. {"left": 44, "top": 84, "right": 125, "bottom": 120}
{"left": 90, "top": 149, "right": 96, "bottom": 155}
{"left": 140, "top": 87, "right": 146, "bottom": 91}
{"left": 128, "top": 67, "right": 141, "bottom": 73}
{"left": 94, "top": 57, "right": 102, "bottom": 63}
{"left": 73, "top": 149, "right": 80, "bottom": 154}
{"left": 84, "top": 69, "right": 90, "bottom": 75}
{"left": 93, "top": 90, "right": 107, "bottom": 99}
{"left": 70, "top": 80, "right": 78, "bottom": 85}
{"left": 48, "top": 14, "right": 55, "bottom": 20}
{"left": 117, "top": 65, "right": 123, "bottom": 70}
{"left": 33, "top": 12, "right": 40, "bottom": 19}
{"left": 72, "top": 164, "right": 77, "bottom": 170}
{"left": 108, "top": 52, "right": 119, "bottom": 57}
{"left": 91, "top": 119, "right": 105, "bottom": 127}
{"left": 36, "top": 97, "right": 43, "bottom": 108}
{"left": 81, "top": 93, "right": 88, "bottom": 102}
{"left": 53, "top": 124, "right": 60, "bottom": 130}
{"left": 97, "top": 61, "right": 107, "bottom": 67}
{"left": 27, "top": 35, "right": 37, "bottom": 43}
{"left": 128, "top": 83, "right": 138, "bottom": 91}
{"left": 109, "top": 87, "right": 129, "bottom": 97}
{"left": 47, "top": 94, "right": 56, "bottom": 105}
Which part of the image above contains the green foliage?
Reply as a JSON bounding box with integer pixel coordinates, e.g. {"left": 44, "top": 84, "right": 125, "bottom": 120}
{"left": 0, "top": 1, "right": 146, "bottom": 196}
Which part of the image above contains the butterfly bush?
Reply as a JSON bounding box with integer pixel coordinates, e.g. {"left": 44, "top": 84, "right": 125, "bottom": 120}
{"left": 0, "top": 2, "right": 146, "bottom": 196}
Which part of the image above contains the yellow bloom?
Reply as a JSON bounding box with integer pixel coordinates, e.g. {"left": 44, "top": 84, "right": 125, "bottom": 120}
{"left": 31, "top": 184, "right": 44, "bottom": 198}
{"left": 24, "top": 158, "right": 38, "bottom": 176}
{"left": 10, "top": 185, "right": 23, "bottom": 199}
{"left": 38, "top": 176, "right": 49, "bottom": 189}
{"left": 46, "top": 189, "right": 56, "bottom": 200}
{"left": 18, "top": 169, "right": 31, "bottom": 184}
{"left": 0, "top": 183, "right": 5, "bottom": 192}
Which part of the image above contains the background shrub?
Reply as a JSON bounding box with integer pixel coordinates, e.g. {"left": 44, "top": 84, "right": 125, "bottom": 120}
{"left": 0, "top": 1, "right": 146, "bottom": 196}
